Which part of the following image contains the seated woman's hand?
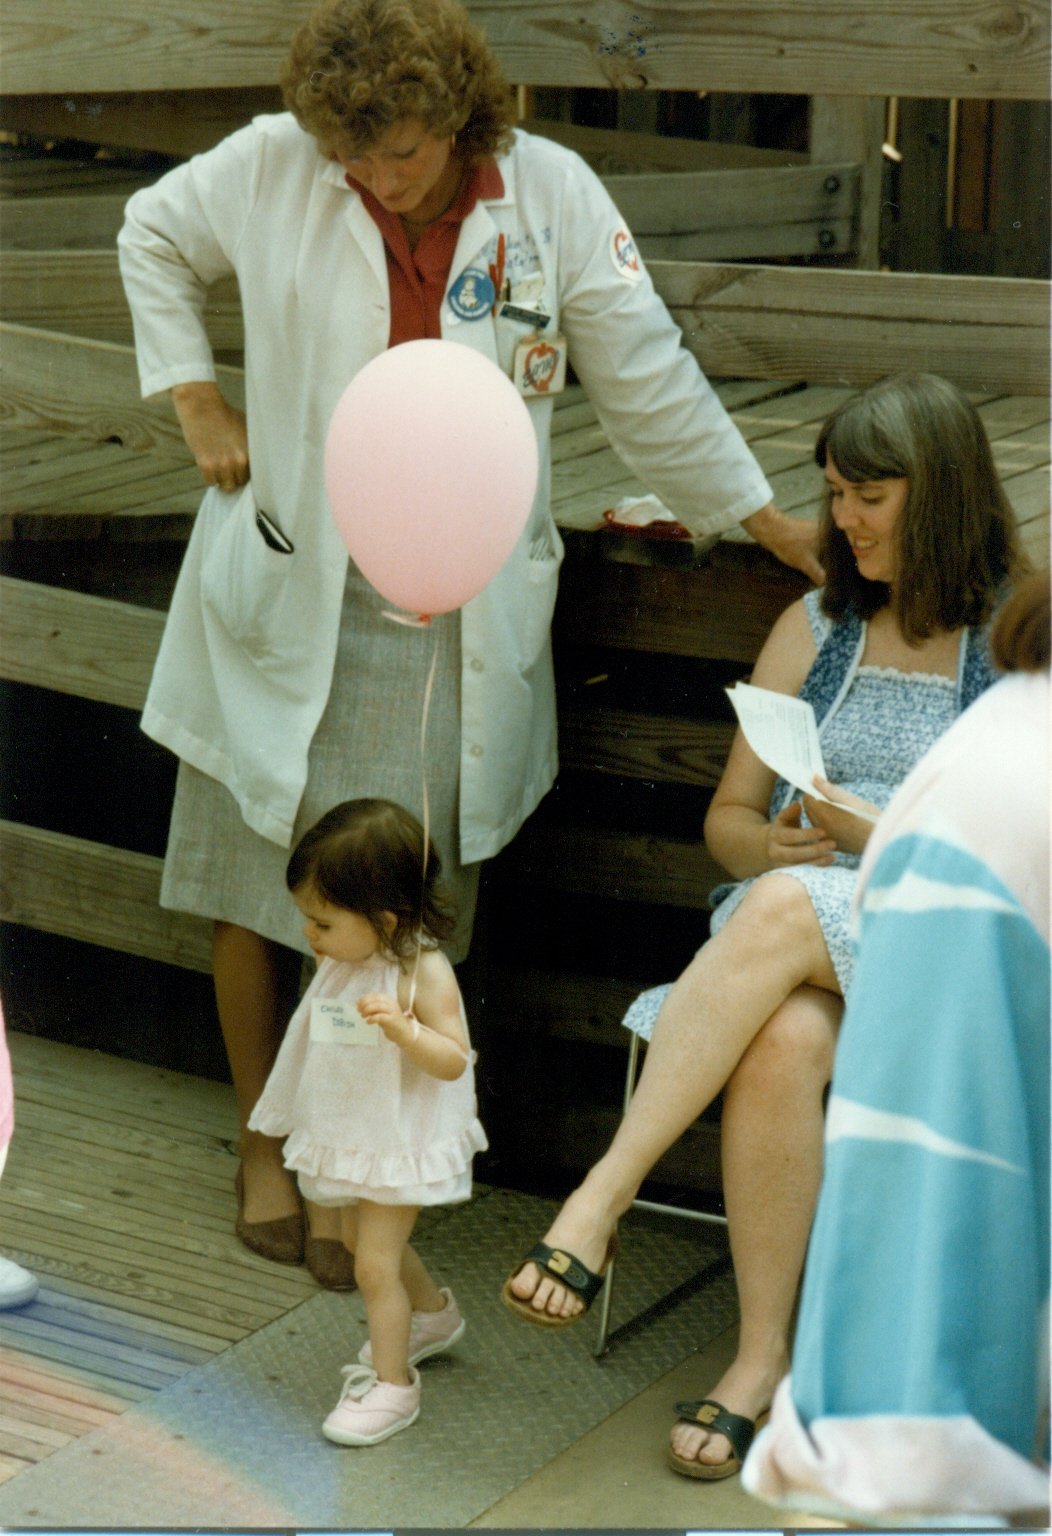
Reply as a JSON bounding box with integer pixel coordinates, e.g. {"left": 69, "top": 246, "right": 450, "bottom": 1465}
{"left": 802, "top": 776, "right": 880, "bottom": 857}
{"left": 765, "top": 801, "right": 837, "bottom": 868}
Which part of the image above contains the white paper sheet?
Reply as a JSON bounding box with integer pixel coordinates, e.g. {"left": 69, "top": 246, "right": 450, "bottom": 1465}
{"left": 726, "top": 682, "right": 879, "bottom": 822}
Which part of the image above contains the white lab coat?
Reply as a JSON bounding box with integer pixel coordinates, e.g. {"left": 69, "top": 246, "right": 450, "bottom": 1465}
{"left": 118, "top": 118, "right": 773, "bottom": 862}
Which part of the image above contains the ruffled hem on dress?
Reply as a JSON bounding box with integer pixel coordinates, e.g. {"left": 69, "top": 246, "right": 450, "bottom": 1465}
{"left": 252, "top": 1112, "right": 489, "bottom": 1190}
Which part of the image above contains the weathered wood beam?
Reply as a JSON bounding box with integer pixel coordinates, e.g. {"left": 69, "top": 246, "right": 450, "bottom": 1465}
{"left": 0, "top": 820, "right": 213, "bottom": 972}
{"left": 558, "top": 705, "right": 735, "bottom": 789}
{"left": 652, "top": 263, "right": 1052, "bottom": 396}
{"left": 0, "top": 88, "right": 282, "bottom": 159}
{"left": 555, "top": 541, "right": 809, "bottom": 663}
{"left": 497, "top": 817, "right": 726, "bottom": 909}
{"left": 607, "top": 161, "right": 859, "bottom": 261}
{"left": 810, "top": 98, "right": 885, "bottom": 268}
{"left": 0, "top": 576, "right": 162, "bottom": 708}
{"left": 0, "top": 2, "right": 1045, "bottom": 99}
{"left": 0, "top": 252, "right": 242, "bottom": 348}
{"left": 0, "top": 322, "right": 243, "bottom": 456}
{"left": 1, "top": 193, "right": 136, "bottom": 251}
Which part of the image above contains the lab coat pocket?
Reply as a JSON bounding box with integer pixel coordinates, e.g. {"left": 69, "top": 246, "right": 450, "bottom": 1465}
{"left": 200, "top": 483, "right": 295, "bottom": 657}
{"left": 517, "top": 527, "right": 563, "bottom": 669}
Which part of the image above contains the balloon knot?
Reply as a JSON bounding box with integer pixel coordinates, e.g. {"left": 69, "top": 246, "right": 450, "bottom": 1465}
{"left": 381, "top": 609, "right": 432, "bottom": 628}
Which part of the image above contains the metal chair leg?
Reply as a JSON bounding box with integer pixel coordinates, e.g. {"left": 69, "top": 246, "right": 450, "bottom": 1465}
{"left": 594, "top": 1025, "right": 728, "bottom": 1357}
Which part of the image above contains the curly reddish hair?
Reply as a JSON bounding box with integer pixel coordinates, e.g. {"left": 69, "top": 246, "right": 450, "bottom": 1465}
{"left": 282, "top": 0, "right": 516, "bottom": 161}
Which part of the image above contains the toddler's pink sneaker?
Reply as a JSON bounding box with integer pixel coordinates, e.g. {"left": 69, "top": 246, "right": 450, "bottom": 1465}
{"left": 322, "top": 1364, "right": 421, "bottom": 1446}
{"left": 358, "top": 1287, "right": 465, "bottom": 1367}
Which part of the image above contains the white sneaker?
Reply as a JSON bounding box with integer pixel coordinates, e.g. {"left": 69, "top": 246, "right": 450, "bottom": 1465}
{"left": 0, "top": 1257, "right": 38, "bottom": 1310}
{"left": 322, "top": 1364, "right": 421, "bottom": 1446}
{"left": 358, "top": 1287, "right": 465, "bottom": 1368}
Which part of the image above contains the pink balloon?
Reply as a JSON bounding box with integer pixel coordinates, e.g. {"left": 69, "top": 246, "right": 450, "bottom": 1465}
{"left": 324, "top": 339, "right": 539, "bottom": 615}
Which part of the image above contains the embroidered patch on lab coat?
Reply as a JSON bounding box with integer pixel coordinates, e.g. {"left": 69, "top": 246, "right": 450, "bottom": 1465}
{"left": 610, "top": 228, "right": 643, "bottom": 283}
{"left": 448, "top": 267, "right": 496, "bottom": 320}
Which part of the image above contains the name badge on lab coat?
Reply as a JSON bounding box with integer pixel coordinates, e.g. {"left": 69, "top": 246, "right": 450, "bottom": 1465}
{"left": 513, "top": 334, "right": 568, "bottom": 397}
{"left": 309, "top": 997, "right": 380, "bottom": 1046}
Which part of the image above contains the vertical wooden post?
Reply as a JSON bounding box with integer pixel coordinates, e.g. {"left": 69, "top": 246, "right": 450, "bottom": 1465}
{"left": 810, "top": 96, "right": 886, "bottom": 268}
{"left": 891, "top": 98, "right": 951, "bottom": 272}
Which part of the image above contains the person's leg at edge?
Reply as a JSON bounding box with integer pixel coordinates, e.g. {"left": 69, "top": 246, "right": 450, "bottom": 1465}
{"left": 213, "top": 920, "right": 303, "bottom": 1224}
{"left": 669, "top": 984, "right": 841, "bottom": 1470}
{"left": 508, "top": 875, "right": 839, "bottom": 1319}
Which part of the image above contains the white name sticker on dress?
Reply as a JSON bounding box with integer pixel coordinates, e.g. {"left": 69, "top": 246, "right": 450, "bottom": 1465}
{"left": 309, "top": 998, "right": 381, "bottom": 1046}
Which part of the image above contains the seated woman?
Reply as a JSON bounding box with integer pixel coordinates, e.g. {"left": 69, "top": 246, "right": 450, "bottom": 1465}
{"left": 502, "top": 372, "right": 1023, "bottom": 1481}
{"left": 744, "top": 570, "right": 1049, "bottom": 1524}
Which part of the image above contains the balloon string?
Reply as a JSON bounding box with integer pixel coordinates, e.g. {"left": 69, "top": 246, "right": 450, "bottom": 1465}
{"left": 405, "top": 625, "right": 439, "bottom": 1019}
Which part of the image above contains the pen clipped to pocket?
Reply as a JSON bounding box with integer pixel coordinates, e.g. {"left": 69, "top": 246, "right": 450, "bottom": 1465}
{"left": 255, "top": 506, "right": 294, "bottom": 554}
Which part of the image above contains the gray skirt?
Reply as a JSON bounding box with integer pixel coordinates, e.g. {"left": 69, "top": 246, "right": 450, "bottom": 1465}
{"left": 159, "top": 560, "right": 479, "bottom": 963}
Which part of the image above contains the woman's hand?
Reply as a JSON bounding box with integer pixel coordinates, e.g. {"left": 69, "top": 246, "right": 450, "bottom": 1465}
{"left": 740, "top": 503, "right": 825, "bottom": 585}
{"left": 802, "top": 776, "right": 880, "bottom": 857}
{"left": 357, "top": 991, "right": 416, "bottom": 1047}
{"left": 171, "top": 381, "right": 249, "bottom": 493}
{"left": 765, "top": 800, "right": 837, "bottom": 868}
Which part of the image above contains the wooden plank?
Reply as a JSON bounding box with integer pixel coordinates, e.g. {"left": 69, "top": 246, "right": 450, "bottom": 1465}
{"left": 651, "top": 262, "right": 1051, "bottom": 395}
{"left": 558, "top": 705, "right": 734, "bottom": 788}
{"left": 601, "top": 162, "right": 859, "bottom": 262}
{"left": 0, "top": 820, "right": 213, "bottom": 971}
{"left": 0, "top": 1350, "right": 132, "bottom": 1416}
{"left": 809, "top": 97, "right": 885, "bottom": 267}
{"left": 0, "top": 2, "right": 1046, "bottom": 98}
{"left": 555, "top": 539, "right": 808, "bottom": 662}
{"left": 0, "top": 251, "right": 242, "bottom": 349}
{"left": 1, "top": 192, "right": 142, "bottom": 250}
{"left": 892, "top": 99, "right": 951, "bottom": 272}
{"left": 499, "top": 819, "right": 726, "bottom": 910}
{"left": 0, "top": 575, "right": 163, "bottom": 708}
{"left": 635, "top": 219, "right": 855, "bottom": 266}
{"left": 526, "top": 119, "right": 809, "bottom": 174}
{"left": 0, "top": 88, "right": 281, "bottom": 159}
{"left": 0, "top": 322, "right": 243, "bottom": 456}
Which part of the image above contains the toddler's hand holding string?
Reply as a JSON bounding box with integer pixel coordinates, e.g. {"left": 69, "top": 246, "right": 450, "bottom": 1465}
{"left": 359, "top": 970, "right": 469, "bottom": 1082}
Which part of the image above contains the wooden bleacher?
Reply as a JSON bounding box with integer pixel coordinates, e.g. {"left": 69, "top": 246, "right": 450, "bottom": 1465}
{"left": 0, "top": 1, "right": 1048, "bottom": 1192}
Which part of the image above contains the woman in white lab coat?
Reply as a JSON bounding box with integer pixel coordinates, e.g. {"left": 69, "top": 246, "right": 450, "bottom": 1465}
{"left": 118, "top": 0, "right": 817, "bottom": 1285}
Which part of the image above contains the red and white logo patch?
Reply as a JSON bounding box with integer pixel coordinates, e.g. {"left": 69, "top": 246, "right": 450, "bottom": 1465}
{"left": 610, "top": 227, "right": 643, "bottom": 283}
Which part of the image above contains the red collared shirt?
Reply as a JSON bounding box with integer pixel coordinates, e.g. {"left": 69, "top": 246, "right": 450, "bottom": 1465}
{"left": 348, "top": 159, "right": 505, "bottom": 348}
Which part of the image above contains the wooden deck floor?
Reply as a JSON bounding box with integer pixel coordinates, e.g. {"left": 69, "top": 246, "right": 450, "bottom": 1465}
{"left": 2, "top": 379, "right": 1048, "bottom": 562}
{"left": 0, "top": 1030, "right": 317, "bottom": 1486}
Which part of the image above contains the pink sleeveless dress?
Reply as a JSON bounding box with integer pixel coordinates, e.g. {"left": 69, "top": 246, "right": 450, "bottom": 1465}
{"left": 249, "top": 954, "right": 487, "bottom": 1206}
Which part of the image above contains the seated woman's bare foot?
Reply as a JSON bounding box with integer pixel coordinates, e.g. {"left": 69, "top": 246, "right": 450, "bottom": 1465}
{"left": 508, "top": 1186, "right": 619, "bottom": 1320}
{"left": 669, "top": 1353, "right": 786, "bottom": 1472}
{"left": 239, "top": 1138, "right": 300, "bottom": 1225}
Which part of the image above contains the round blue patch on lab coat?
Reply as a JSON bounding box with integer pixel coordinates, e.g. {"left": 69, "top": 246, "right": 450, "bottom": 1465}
{"left": 448, "top": 268, "right": 495, "bottom": 320}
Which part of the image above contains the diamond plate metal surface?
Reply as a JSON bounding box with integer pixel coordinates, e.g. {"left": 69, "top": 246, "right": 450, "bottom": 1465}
{"left": 0, "top": 1188, "right": 736, "bottom": 1529}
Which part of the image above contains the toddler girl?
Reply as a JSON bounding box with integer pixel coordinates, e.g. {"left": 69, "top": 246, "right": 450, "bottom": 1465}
{"left": 249, "top": 798, "right": 487, "bottom": 1445}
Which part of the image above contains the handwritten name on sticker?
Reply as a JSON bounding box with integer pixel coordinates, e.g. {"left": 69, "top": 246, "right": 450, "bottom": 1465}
{"left": 309, "top": 997, "right": 380, "bottom": 1046}
{"left": 610, "top": 228, "right": 643, "bottom": 283}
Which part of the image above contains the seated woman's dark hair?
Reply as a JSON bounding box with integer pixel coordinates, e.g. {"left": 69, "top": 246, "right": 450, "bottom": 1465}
{"left": 815, "top": 372, "right": 1021, "bottom": 643}
{"left": 286, "top": 797, "right": 456, "bottom": 960}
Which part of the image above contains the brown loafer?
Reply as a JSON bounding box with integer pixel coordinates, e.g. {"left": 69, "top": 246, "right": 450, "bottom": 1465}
{"left": 305, "top": 1235, "right": 358, "bottom": 1291}
{"left": 234, "top": 1165, "right": 305, "bottom": 1265}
